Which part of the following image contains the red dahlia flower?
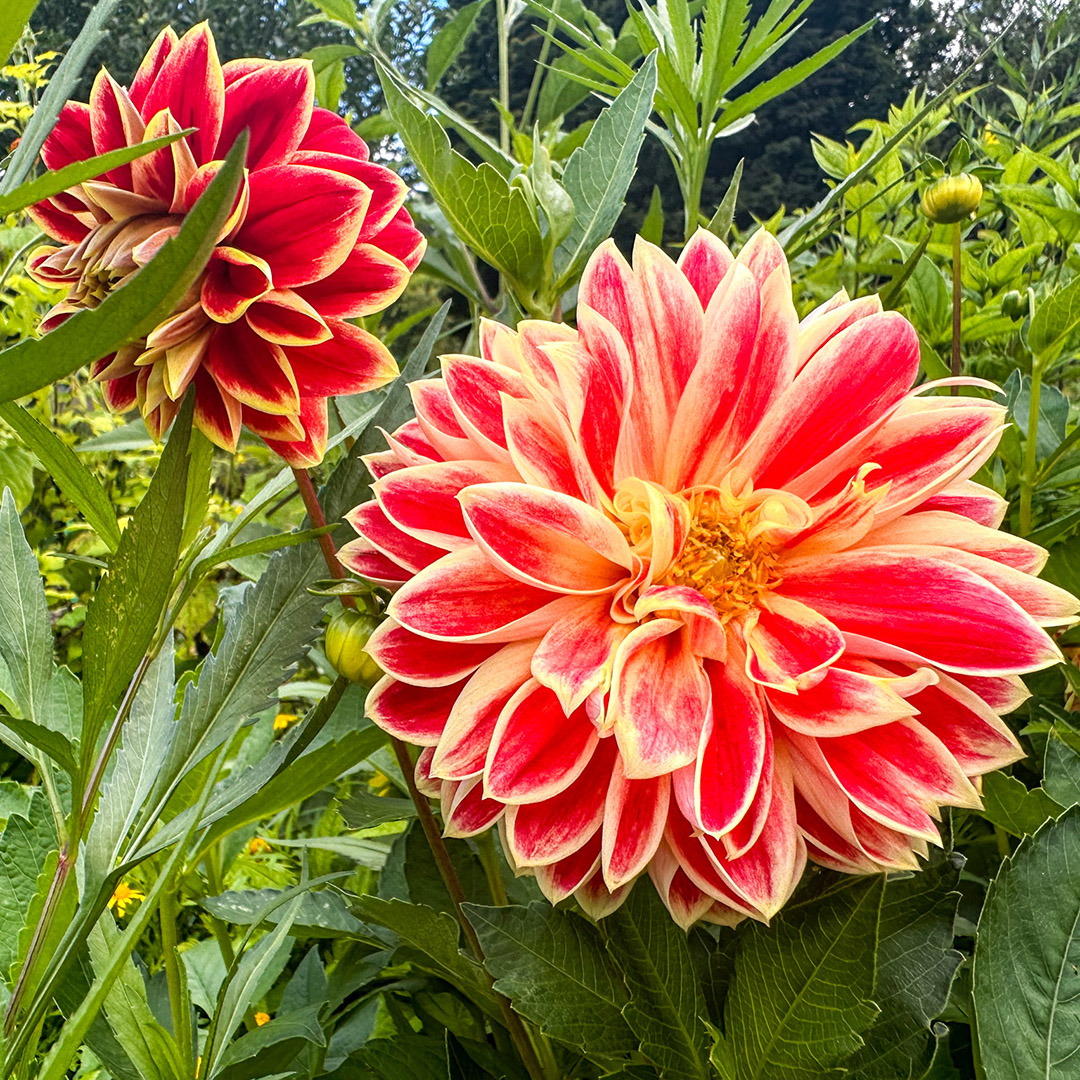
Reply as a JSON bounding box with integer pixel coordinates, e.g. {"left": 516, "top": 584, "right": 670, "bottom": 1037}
{"left": 340, "top": 229, "right": 1079, "bottom": 926}
{"left": 27, "top": 23, "right": 424, "bottom": 465}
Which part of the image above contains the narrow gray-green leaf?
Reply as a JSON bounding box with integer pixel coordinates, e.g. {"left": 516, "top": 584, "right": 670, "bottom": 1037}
{"left": 707, "top": 158, "right": 743, "bottom": 242}
{"left": 0, "top": 133, "right": 247, "bottom": 403}
{"left": 973, "top": 805, "right": 1080, "bottom": 1079}
{"left": 555, "top": 52, "right": 658, "bottom": 289}
{"left": 0, "top": 402, "right": 122, "bottom": 551}
{"left": 426, "top": 0, "right": 489, "bottom": 89}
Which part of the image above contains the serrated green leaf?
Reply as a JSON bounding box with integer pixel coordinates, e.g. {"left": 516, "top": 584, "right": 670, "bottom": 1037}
{"left": 980, "top": 771, "right": 1064, "bottom": 838}
{"left": 973, "top": 805, "right": 1080, "bottom": 1079}
{"left": 1030, "top": 278, "right": 1080, "bottom": 362}
{"left": 707, "top": 158, "right": 743, "bottom": 242}
{"left": 0, "top": 133, "right": 247, "bottom": 404}
{"left": 845, "top": 859, "right": 964, "bottom": 1080}
{"left": 80, "top": 397, "right": 192, "bottom": 777}
{"left": 463, "top": 901, "right": 637, "bottom": 1056}
{"left": 607, "top": 883, "right": 707, "bottom": 1078}
{"left": 712, "top": 878, "right": 883, "bottom": 1080}
{"left": 1044, "top": 728, "right": 1080, "bottom": 809}
{"left": 202, "top": 887, "right": 361, "bottom": 938}
{"left": 555, "top": 52, "right": 658, "bottom": 290}
{"left": 378, "top": 67, "right": 544, "bottom": 296}
{"left": 338, "top": 789, "right": 416, "bottom": 830}
{"left": 214, "top": 1004, "right": 325, "bottom": 1079}
{"left": 0, "top": 402, "right": 122, "bottom": 551}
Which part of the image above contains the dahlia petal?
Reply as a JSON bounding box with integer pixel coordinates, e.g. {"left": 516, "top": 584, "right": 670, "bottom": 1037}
{"left": 128, "top": 26, "right": 178, "bottom": 110}
{"left": 240, "top": 406, "right": 304, "bottom": 442}
{"left": 458, "top": 482, "right": 633, "bottom": 594}
{"left": 744, "top": 593, "right": 845, "bottom": 692}
{"left": 531, "top": 595, "right": 632, "bottom": 713}
{"left": 920, "top": 480, "right": 1007, "bottom": 528}
{"left": 780, "top": 551, "right": 1062, "bottom": 674}
{"left": 219, "top": 59, "right": 314, "bottom": 170}
{"left": 366, "top": 674, "right": 463, "bottom": 746}
{"left": 632, "top": 584, "right": 720, "bottom": 623}
{"left": 365, "top": 618, "right": 497, "bottom": 688}
{"left": 795, "top": 795, "right": 890, "bottom": 874}
{"left": 262, "top": 395, "right": 328, "bottom": 466}
{"left": 431, "top": 640, "right": 535, "bottom": 779}
{"left": 139, "top": 23, "right": 224, "bottom": 164}
{"left": 676, "top": 227, "right": 734, "bottom": 309}
{"left": 296, "top": 107, "right": 369, "bottom": 159}
{"left": 650, "top": 857, "right": 718, "bottom": 930}
{"left": 375, "top": 460, "right": 518, "bottom": 551}
{"left": 795, "top": 294, "right": 882, "bottom": 373}
{"left": 485, "top": 681, "right": 598, "bottom": 803}
{"left": 782, "top": 466, "right": 887, "bottom": 558}
{"left": 288, "top": 318, "right": 398, "bottom": 398}
{"left": 296, "top": 243, "right": 410, "bottom": 318}
{"left": 735, "top": 227, "right": 789, "bottom": 289}
{"left": 951, "top": 671, "right": 1030, "bottom": 713}
{"left": 534, "top": 832, "right": 602, "bottom": 904}
{"left": 201, "top": 246, "right": 274, "bottom": 322}
{"left": 40, "top": 100, "right": 94, "bottom": 171}
{"left": 162, "top": 326, "right": 213, "bottom": 400}
{"left": 387, "top": 547, "right": 581, "bottom": 644}
{"left": 602, "top": 757, "right": 669, "bottom": 890}
{"left": 505, "top": 739, "right": 615, "bottom": 866}
{"left": 442, "top": 778, "right": 504, "bottom": 838}
{"left": 345, "top": 500, "right": 443, "bottom": 574}
{"left": 245, "top": 289, "right": 331, "bottom": 346}
{"left": 442, "top": 354, "right": 531, "bottom": 458}
{"left": 515, "top": 320, "right": 578, "bottom": 391}
{"left": 501, "top": 395, "right": 589, "bottom": 504}
{"left": 337, "top": 539, "right": 411, "bottom": 586}
{"left": 26, "top": 201, "right": 89, "bottom": 245}
{"left": 367, "top": 205, "right": 426, "bottom": 270}
{"left": 609, "top": 620, "right": 709, "bottom": 778}
{"left": 410, "top": 379, "right": 484, "bottom": 461}
{"left": 415, "top": 747, "right": 440, "bottom": 797}
{"left": 235, "top": 165, "right": 369, "bottom": 288}
{"left": 89, "top": 69, "right": 146, "bottom": 186}
{"left": 575, "top": 870, "right": 632, "bottom": 919}
{"left": 204, "top": 320, "right": 299, "bottom": 415}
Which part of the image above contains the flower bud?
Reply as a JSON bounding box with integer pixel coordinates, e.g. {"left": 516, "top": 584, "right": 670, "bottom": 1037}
{"left": 1001, "top": 290, "right": 1026, "bottom": 321}
{"left": 920, "top": 174, "right": 983, "bottom": 224}
{"left": 325, "top": 608, "right": 382, "bottom": 684}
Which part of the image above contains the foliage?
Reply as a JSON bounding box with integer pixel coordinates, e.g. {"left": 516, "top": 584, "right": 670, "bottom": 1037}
{"left": 0, "top": 0, "right": 1078, "bottom": 1079}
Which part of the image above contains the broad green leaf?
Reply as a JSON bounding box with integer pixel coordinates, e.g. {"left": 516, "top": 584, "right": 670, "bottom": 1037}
{"left": 607, "top": 883, "right": 707, "bottom": 1078}
{"left": 79, "top": 397, "right": 192, "bottom": 777}
{"left": 555, "top": 52, "right": 658, "bottom": 290}
{"left": 0, "top": 1, "right": 38, "bottom": 65}
{"left": 378, "top": 67, "right": 544, "bottom": 297}
{"left": 1006, "top": 373, "right": 1070, "bottom": 459}
{"left": 426, "top": 0, "right": 489, "bottom": 89}
{"left": 0, "top": 716, "right": 77, "bottom": 777}
{"left": 181, "top": 938, "right": 227, "bottom": 1016}
{"left": 712, "top": 877, "right": 883, "bottom": 1080}
{"left": 981, "top": 771, "right": 1065, "bottom": 837}
{"left": 973, "top": 805, "right": 1080, "bottom": 1079}
{"left": 1030, "top": 278, "right": 1080, "bottom": 363}
{"left": 0, "top": 134, "right": 247, "bottom": 404}
{"left": 347, "top": 1033, "right": 453, "bottom": 1080}
{"left": 0, "top": 488, "right": 53, "bottom": 722}
{"left": 214, "top": 1003, "right": 326, "bottom": 1079}
{"left": 846, "top": 858, "right": 963, "bottom": 1079}
{"left": 279, "top": 946, "right": 327, "bottom": 1015}
{"left": 0, "top": 131, "right": 191, "bottom": 218}
{"left": 463, "top": 901, "right": 637, "bottom": 1056}
{"left": 337, "top": 789, "right": 416, "bottom": 830}
{"left": 1, "top": 0, "right": 123, "bottom": 192}
{"left": 203, "top": 886, "right": 361, "bottom": 938}
{"left": 0, "top": 402, "right": 121, "bottom": 551}
{"left": 1044, "top": 729, "right": 1080, "bottom": 809}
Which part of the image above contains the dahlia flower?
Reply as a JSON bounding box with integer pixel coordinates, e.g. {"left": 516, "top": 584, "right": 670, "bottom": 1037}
{"left": 340, "top": 229, "right": 1078, "bottom": 926}
{"left": 27, "top": 23, "right": 424, "bottom": 465}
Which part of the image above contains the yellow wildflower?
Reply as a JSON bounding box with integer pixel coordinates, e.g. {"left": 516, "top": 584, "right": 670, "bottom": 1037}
{"left": 108, "top": 881, "right": 145, "bottom": 917}
{"left": 254, "top": 1011, "right": 270, "bottom": 1026}
{"left": 248, "top": 837, "right": 272, "bottom": 855}
{"left": 273, "top": 712, "right": 298, "bottom": 733}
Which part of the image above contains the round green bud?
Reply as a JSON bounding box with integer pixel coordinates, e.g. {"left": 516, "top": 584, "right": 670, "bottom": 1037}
{"left": 325, "top": 608, "right": 382, "bottom": 685}
{"left": 1001, "top": 289, "right": 1026, "bottom": 321}
{"left": 920, "top": 173, "right": 983, "bottom": 224}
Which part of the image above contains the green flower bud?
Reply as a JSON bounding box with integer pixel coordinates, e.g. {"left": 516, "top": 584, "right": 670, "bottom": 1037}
{"left": 1001, "top": 289, "right": 1026, "bottom": 321}
{"left": 920, "top": 173, "right": 983, "bottom": 224}
{"left": 325, "top": 608, "right": 382, "bottom": 684}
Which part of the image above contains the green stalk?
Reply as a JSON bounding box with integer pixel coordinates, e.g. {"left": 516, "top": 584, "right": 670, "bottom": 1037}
{"left": 950, "top": 221, "right": 963, "bottom": 395}
{"left": 1019, "top": 356, "right": 1044, "bottom": 537}
{"left": 521, "top": 12, "right": 555, "bottom": 130}
{"left": 160, "top": 881, "right": 193, "bottom": 1066}
{"left": 475, "top": 829, "right": 509, "bottom": 906}
{"left": 494, "top": 0, "right": 511, "bottom": 156}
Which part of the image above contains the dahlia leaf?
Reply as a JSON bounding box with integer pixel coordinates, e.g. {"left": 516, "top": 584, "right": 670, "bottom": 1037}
{"left": 79, "top": 396, "right": 191, "bottom": 782}
{"left": 426, "top": 0, "right": 489, "bottom": 91}
{"left": 0, "top": 0, "right": 39, "bottom": 66}
{"left": 1030, "top": 270, "right": 1080, "bottom": 364}
{"left": 973, "top": 805, "right": 1080, "bottom": 1079}
{"left": 980, "top": 771, "right": 1064, "bottom": 838}
{"left": 554, "top": 52, "right": 658, "bottom": 291}
{"left": 377, "top": 68, "right": 545, "bottom": 297}
{"left": 607, "top": 883, "right": 709, "bottom": 1079}
{"left": 337, "top": 789, "right": 417, "bottom": 829}
{"left": 711, "top": 876, "right": 883, "bottom": 1080}
{"left": 0, "top": 129, "right": 191, "bottom": 218}
{"left": 0, "top": 402, "right": 122, "bottom": 552}
{"left": 1044, "top": 728, "right": 1080, "bottom": 810}
{"left": 0, "top": 134, "right": 246, "bottom": 404}
{"left": 463, "top": 901, "right": 639, "bottom": 1058}
{"left": 706, "top": 158, "right": 743, "bottom": 243}
{"left": 844, "top": 857, "right": 964, "bottom": 1080}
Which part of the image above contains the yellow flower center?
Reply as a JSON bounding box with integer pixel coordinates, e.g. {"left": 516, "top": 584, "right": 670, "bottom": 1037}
{"left": 664, "top": 490, "right": 782, "bottom": 619}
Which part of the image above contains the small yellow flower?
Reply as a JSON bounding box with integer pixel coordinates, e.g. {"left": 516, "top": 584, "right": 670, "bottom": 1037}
{"left": 273, "top": 712, "right": 298, "bottom": 733}
{"left": 254, "top": 1011, "right": 270, "bottom": 1026}
{"left": 983, "top": 123, "right": 999, "bottom": 145}
{"left": 108, "top": 881, "right": 145, "bottom": 918}
{"left": 248, "top": 836, "right": 272, "bottom": 855}
{"left": 369, "top": 770, "right": 393, "bottom": 797}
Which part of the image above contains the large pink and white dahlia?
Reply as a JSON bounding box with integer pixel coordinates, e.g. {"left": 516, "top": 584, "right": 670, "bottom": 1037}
{"left": 340, "top": 230, "right": 1079, "bottom": 926}
{"left": 27, "top": 23, "right": 424, "bottom": 465}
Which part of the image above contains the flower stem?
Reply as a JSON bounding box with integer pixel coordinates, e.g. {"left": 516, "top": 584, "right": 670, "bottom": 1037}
{"left": 494, "top": 0, "right": 511, "bottom": 156}
{"left": 1019, "top": 357, "right": 1044, "bottom": 537}
{"left": 475, "top": 829, "right": 509, "bottom": 906}
{"left": 160, "top": 881, "right": 194, "bottom": 1066}
{"left": 951, "top": 221, "right": 963, "bottom": 396}
{"left": 292, "top": 466, "right": 553, "bottom": 1080}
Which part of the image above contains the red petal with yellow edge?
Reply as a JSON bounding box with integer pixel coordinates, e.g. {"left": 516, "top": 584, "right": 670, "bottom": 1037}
{"left": 40, "top": 101, "right": 94, "bottom": 171}
{"left": 371, "top": 206, "right": 426, "bottom": 270}
{"left": 367, "top": 675, "right": 464, "bottom": 746}
{"left": 336, "top": 539, "right": 411, "bottom": 586}
{"left": 204, "top": 321, "right": 298, "bottom": 415}
{"left": 442, "top": 778, "right": 503, "bottom": 838}
{"left": 235, "top": 165, "right": 369, "bottom": 288}
{"left": 676, "top": 227, "right": 734, "bottom": 309}
{"left": 296, "top": 244, "right": 410, "bottom": 318}
{"left": 261, "top": 396, "right": 328, "bottom": 466}
{"left": 601, "top": 757, "right": 669, "bottom": 890}
{"left": 485, "top": 681, "right": 598, "bottom": 804}
{"left": 128, "top": 27, "right": 178, "bottom": 110}
{"left": 289, "top": 151, "right": 407, "bottom": 241}
{"left": 219, "top": 59, "right": 314, "bottom": 170}
{"left": 534, "top": 832, "right": 601, "bottom": 905}
{"left": 246, "top": 290, "right": 330, "bottom": 347}
{"left": 89, "top": 69, "right": 146, "bottom": 187}
{"left": 744, "top": 593, "right": 845, "bottom": 692}
{"left": 345, "top": 500, "right": 443, "bottom": 575}
{"left": 296, "top": 106, "right": 370, "bottom": 160}
{"left": 192, "top": 368, "right": 242, "bottom": 451}
{"left": 284, "top": 319, "right": 397, "bottom": 397}
{"left": 139, "top": 23, "right": 224, "bottom": 164}
{"left": 201, "top": 247, "right": 273, "bottom": 323}
{"left": 364, "top": 618, "right": 497, "bottom": 688}
{"left": 131, "top": 110, "right": 197, "bottom": 211}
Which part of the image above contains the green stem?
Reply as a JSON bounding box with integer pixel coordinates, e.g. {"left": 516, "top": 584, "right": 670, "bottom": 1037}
{"left": 160, "top": 881, "right": 193, "bottom": 1066}
{"left": 1019, "top": 356, "right": 1043, "bottom": 537}
{"left": 475, "top": 829, "right": 509, "bottom": 906}
{"left": 201, "top": 847, "right": 236, "bottom": 971}
{"left": 950, "top": 221, "right": 963, "bottom": 395}
{"left": 521, "top": 12, "right": 555, "bottom": 129}
{"left": 495, "top": 0, "right": 511, "bottom": 155}
{"left": 680, "top": 141, "right": 707, "bottom": 242}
